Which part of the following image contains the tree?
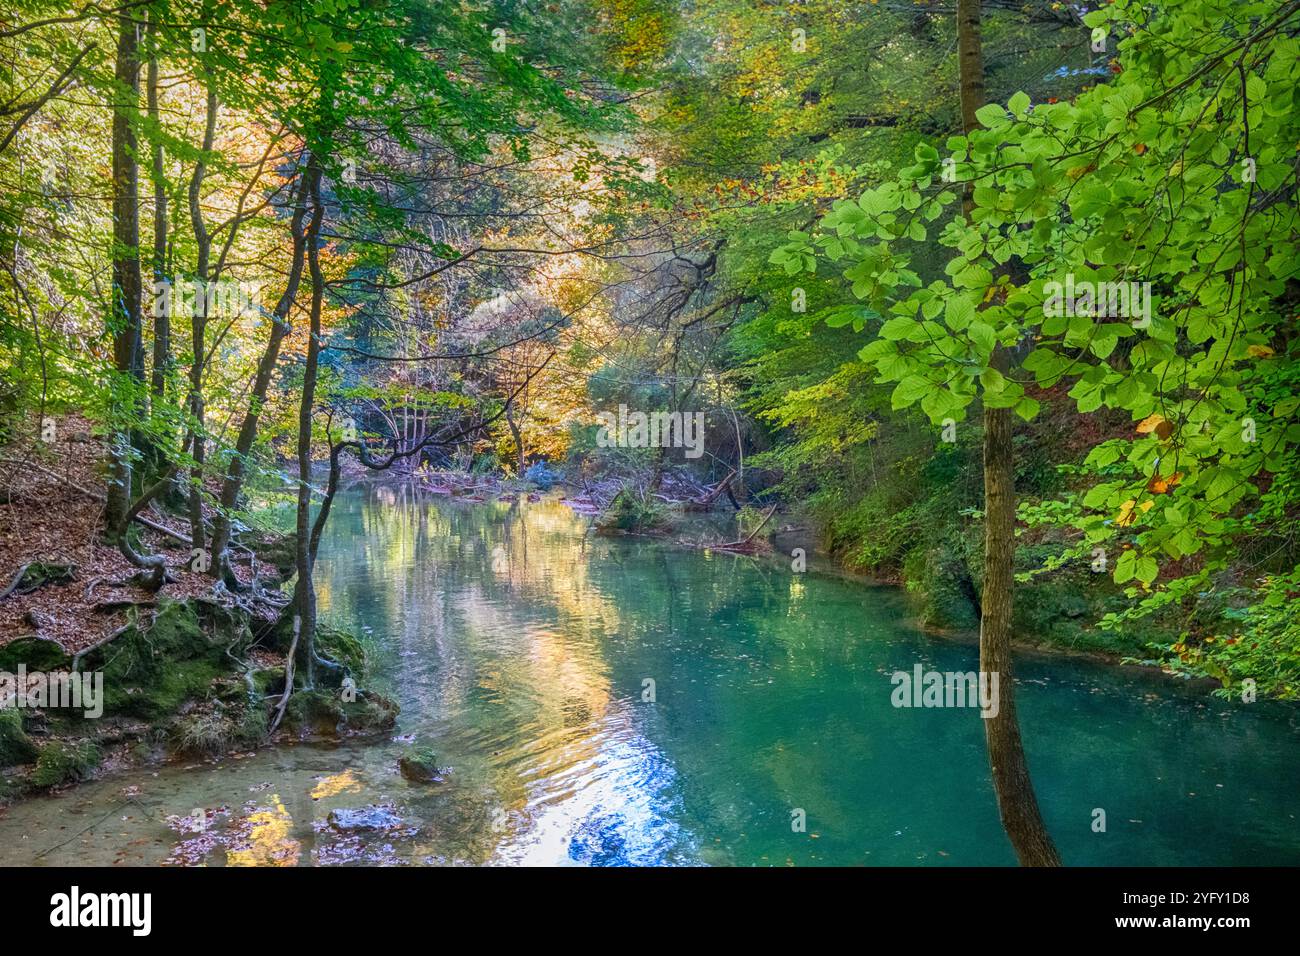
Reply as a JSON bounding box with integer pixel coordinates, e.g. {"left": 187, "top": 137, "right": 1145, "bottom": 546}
{"left": 775, "top": 0, "right": 1299, "bottom": 859}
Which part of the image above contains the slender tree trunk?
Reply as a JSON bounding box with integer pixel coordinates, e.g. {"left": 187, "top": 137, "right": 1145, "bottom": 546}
{"left": 105, "top": 13, "right": 143, "bottom": 535}
{"left": 146, "top": 13, "right": 168, "bottom": 406}
{"left": 506, "top": 402, "right": 524, "bottom": 476}
{"left": 292, "top": 157, "right": 327, "bottom": 689}
{"left": 957, "top": 0, "right": 1061, "bottom": 867}
{"left": 185, "top": 78, "right": 218, "bottom": 552}
{"left": 208, "top": 155, "right": 317, "bottom": 581}
{"left": 957, "top": 0, "right": 985, "bottom": 220}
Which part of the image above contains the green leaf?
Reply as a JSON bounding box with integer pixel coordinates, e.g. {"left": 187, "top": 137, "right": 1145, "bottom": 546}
{"left": 967, "top": 321, "right": 996, "bottom": 356}
{"left": 1014, "top": 397, "right": 1041, "bottom": 421}
{"left": 975, "top": 103, "right": 1009, "bottom": 128}
{"left": 892, "top": 375, "right": 933, "bottom": 409}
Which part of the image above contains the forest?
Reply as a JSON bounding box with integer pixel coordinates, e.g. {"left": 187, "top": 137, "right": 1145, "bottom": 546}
{"left": 0, "top": 0, "right": 1297, "bottom": 880}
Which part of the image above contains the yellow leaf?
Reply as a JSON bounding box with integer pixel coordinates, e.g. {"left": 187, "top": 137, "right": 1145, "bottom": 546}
{"left": 1136, "top": 413, "right": 1165, "bottom": 434}
{"left": 1116, "top": 499, "right": 1154, "bottom": 527}
{"left": 1247, "top": 344, "right": 1275, "bottom": 358}
{"left": 1147, "top": 472, "right": 1183, "bottom": 494}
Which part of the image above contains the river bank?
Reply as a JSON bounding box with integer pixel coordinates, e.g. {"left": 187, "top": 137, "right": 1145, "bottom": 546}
{"left": 0, "top": 420, "right": 397, "bottom": 805}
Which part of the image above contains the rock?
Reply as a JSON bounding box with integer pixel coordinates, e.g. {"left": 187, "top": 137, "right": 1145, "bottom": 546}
{"left": 8, "top": 562, "right": 75, "bottom": 596}
{"left": 327, "top": 805, "right": 403, "bottom": 832}
{"left": 398, "top": 745, "right": 445, "bottom": 783}
{"left": 0, "top": 635, "right": 71, "bottom": 671}
{"left": 0, "top": 709, "right": 38, "bottom": 767}
{"left": 283, "top": 687, "right": 399, "bottom": 738}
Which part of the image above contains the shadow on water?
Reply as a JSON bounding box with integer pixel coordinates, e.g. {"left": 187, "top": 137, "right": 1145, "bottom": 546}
{"left": 1, "top": 481, "right": 1297, "bottom": 865}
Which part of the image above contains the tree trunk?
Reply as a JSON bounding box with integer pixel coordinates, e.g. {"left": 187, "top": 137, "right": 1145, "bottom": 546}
{"left": 291, "top": 156, "right": 327, "bottom": 690}
{"left": 145, "top": 13, "right": 168, "bottom": 406}
{"left": 506, "top": 403, "right": 524, "bottom": 476}
{"left": 104, "top": 12, "right": 143, "bottom": 535}
{"left": 981, "top": 352, "right": 1061, "bottom": 866}
{"left": 185, "top": 77, "right": 218, "bottom": 552}
{"left": 208, "top": 155, "right": 318, "bottom": 581}
{"left": 957, "top": 0, "right": 986, "bottom": 220}
{"left": 958, "top": 0, "right": 1061, "bottom": 867}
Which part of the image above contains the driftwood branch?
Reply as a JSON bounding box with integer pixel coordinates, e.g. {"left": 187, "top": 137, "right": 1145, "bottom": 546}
{"left": 711, "top": 504, "right": 778, "bottom": 552}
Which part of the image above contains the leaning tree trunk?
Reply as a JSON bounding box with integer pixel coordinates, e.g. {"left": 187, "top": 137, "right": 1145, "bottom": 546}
{"left": 958, "top": 0, "right": 1061, "bottom": 866}
{"left": 105, "top": 12, "right": 143, "bottom": 536}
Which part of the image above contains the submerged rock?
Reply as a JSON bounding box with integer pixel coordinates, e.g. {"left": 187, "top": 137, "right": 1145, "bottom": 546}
{"left": 327, "top": 805, "right": 403, "bottom": 832}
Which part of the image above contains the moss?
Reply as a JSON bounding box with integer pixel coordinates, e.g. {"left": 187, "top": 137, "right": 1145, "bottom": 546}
{"left": 2, "top": 562, "right": 75, "bottom": 597}
{"left": 249, "top": 667, "right": 282, "bottom": 697}
{"left": 88, "top": 598, "right": 246, "bottom": 721}
{"left": 252, "top": 532, "right": 298, "bottom": 580}
{"left": 235, "top": 697, "right": 269, "bottom": 747}
{"left": 317, "top": 624, "right": 369, "bottom": 677}
{"left": 0, "top": 636, "right": 71, "bottom": 671}
{"left": 283, "top": 687, "right": 397, "bottom": 738}
{"left": 398, "top": 745, "right": 444, "bottom": 783}
{"left": 597, "top": 490, "right": 667, "bottom": 533}
{"left": 0, "top": 709, "right": 38, "bottom": 767}
{"left": 902, "top": 538, "right": 980, "bottom": 631}
{"left": 1011, "top": 543, "right": 1165, "bottom": 656}
{"left": 31, "top": 740, "right": 100, "bottom": 788}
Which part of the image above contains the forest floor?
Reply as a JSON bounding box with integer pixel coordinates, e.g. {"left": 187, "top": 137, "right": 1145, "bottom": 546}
{"left": 0, "top": 417, "right": 408, "bottom": 804}
{"left": 0, "top": 414, "right": 263, "bottom": 655}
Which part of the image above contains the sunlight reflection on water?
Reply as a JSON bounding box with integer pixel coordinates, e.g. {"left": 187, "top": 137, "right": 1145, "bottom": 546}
{"left": 1, "top": 482, "right": 1297, "bottom": 866}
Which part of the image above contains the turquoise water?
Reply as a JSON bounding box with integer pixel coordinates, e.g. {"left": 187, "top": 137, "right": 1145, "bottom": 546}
{"left": 1, "top": 483, "right": 1297, "bottom": 865}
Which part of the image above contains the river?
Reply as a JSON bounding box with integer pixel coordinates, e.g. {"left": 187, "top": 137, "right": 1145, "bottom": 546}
{"left": 1, "top": 483, "right": 1297, "bottom": 865}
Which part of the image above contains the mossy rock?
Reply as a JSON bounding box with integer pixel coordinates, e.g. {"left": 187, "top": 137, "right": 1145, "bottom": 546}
{"left": 0, "top": 709, "right": 38, "bottom": 767}
{"left": 3, "top": 562, "right": 75, "bottom": 597}
{"left": 317, "top": 625, "right": 369, "bottom": 679}
{"left": 1011, "top": 544, "right": 1160, "bottom": 656}
{"left": 250, "top": 667, "right": 284, "bottom": 697}
{"left": 903, "top": 542, "right": 979, "bottom": 630}
{"left": 31, "top": 740, "right": 100, "bottom": 788}
{"left": 398, "top": 745, "right": 445, "bottom": 783}
{"left": 252, "top": 533, "right": 298, "bottom": 579}
{"left": 597, "top": 490, "right": 667, "bottom": 533}
{"left": 264, "top": 618, "right": 368, "bottom": 683}
{"left": 283, "top": 687, "right": 397, "bottom": 738}
{"left": 86, "top": 598, "right": 248, "bottom": 721}
{"left": 0, "top": 635, "right": 71, "bottom": 671}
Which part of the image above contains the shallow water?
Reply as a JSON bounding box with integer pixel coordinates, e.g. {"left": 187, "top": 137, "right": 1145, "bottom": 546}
{"left": 1, "top": 483, "right": 1297, "bottom": 866}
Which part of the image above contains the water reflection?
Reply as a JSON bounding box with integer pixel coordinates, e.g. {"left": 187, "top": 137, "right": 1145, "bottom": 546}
{"left": 0, "top": 482, "right": 1296, "bottom": 866}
